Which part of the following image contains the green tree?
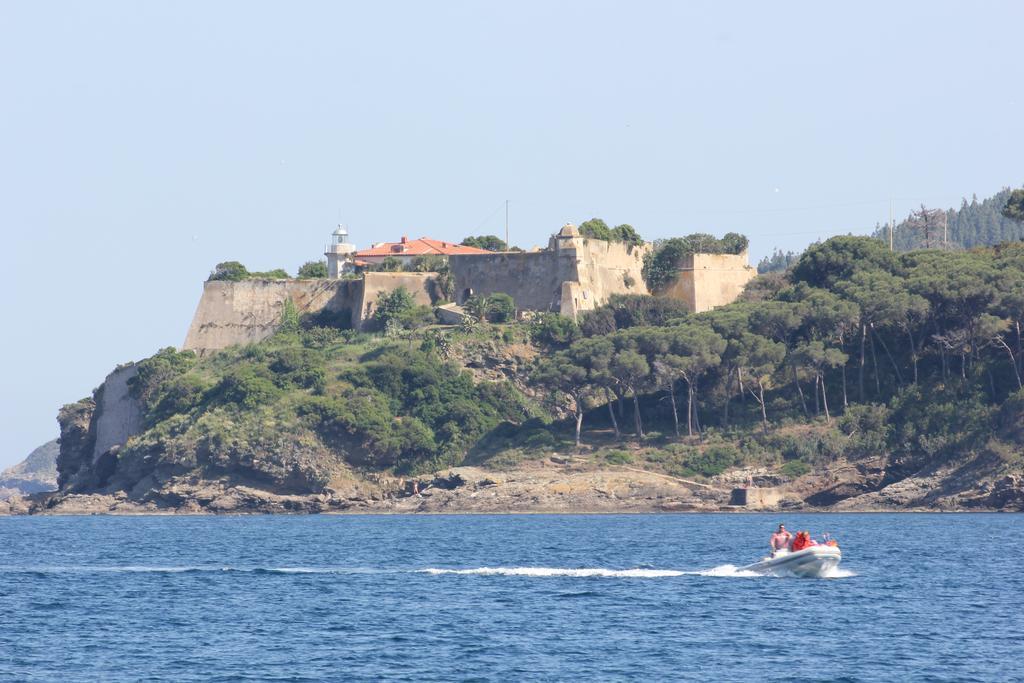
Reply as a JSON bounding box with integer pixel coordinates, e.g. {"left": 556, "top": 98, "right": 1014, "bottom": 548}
{"left": 1002, "top": 189, "right": 1024, "bottom": 223}
{"left": 750, "top": 300, "right": 810, "bottom": 417}
{"left": 612, "top": 224, "right": 644, "bottom": 246}
{"left": 374, "top": 257, "right": 403, "bottom": 272}
{"left": 792, "top": 341, "right": 847, "bottom": 422}
{"left": 699, "top": 304, "right": 754, "bottom": 426}
{"left": 577, "top": 219, "right": 644, "bottom": 245}
{"left": 208, "top": 261, "right": 249, "bottom": 282}
{"left": 719, "top": 232, "right": 749, "bottom": 254}
{"left": 578, "top": 218, "right": 614, "bottom": 241}
{"left": 297, "top": 261, "right": 328, "bottom": 278}
{"left": 641, "top": 233, "right": 750, "bottom": 292}
{"left": 757, "top": 249, "right": 799, "bottom": 274}
{"left": 791, "top": 236, "right": 898, "bottom": 290}
{"left": 781, "top": 283, "right": 859, "bottom": 406}
{"left": 248, "top": 268, "right": 291, "bottom": 279}
{"left": 905, "top": 250, "right": 999, "bottom": 381}
{"left": 374, "top": 287, "right": 415, "bottom": 330}
{"left": 486, "top": 293, "right": 516, "bottom": 323}
{"left": 839, "top": 271, "right": 928, "bottom": 393}
{"left": 669, "top": 324, "right": 725, "bottom": 437}
{"left": 464, "top": 295, "right": 489, "bottom": 322}
{"left": 642, "top": 239, "right": 690, "bottom": 292}
{"left": 579, "top": 294, "right": 689, "bottom": 335}
{"left": 606, "top": 334, "right": 652, "bottom": 439}
{"left": 570, "top": 337, "right": 621, "bottom": 438}
{"left": 735, "top": 332, "right": 786, "bottom": 433}
{"left": 532, "top": 351, "right": 591, "bottom": 447}
{"left": 409, "top": 254, "right": 447, "bottom": 272}
{"left": 461, "top": 235, "right": 508, "bottom": 251}
{"left": 529, "top": 313, "right": 579, "bottom": 348}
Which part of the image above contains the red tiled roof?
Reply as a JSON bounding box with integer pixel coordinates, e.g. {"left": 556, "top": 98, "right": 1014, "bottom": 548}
{"left": 353, "top": 236, "right": 492, "bottom": 257}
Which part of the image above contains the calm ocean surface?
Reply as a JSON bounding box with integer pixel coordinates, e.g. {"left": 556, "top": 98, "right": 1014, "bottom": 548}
{"left": 0, "top": 513, "right": 1021, "bottom": 682}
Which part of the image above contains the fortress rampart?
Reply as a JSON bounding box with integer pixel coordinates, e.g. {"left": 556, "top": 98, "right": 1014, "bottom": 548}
{"left": 448, "top": 229, "right": 649, "bottom": 319}
{"left": 182, "top": 273, "right": 436, "bottom": 354}
{"left": 662, "top": 251, "right": 756, "bottom": 313}
{"left": 182, "top": 229, "right": 754, "bottom": 354}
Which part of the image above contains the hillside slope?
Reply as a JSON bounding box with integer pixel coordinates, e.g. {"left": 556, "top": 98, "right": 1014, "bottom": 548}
{"left": 9, "top": 236, "right": 1024, "bottom": 514}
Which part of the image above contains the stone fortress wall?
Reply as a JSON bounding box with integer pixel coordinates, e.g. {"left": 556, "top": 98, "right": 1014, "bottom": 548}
{"left": 448, "top": 226, "right": 650, "bottom": 320}
{"left": 183, "top": 227, "right": 755, "bottom": 354}
{"left": 183, "top": 273, "right": 435, "bottom": 354}
{"left": 661, "top": 251, "right": 756, "bottom": 313}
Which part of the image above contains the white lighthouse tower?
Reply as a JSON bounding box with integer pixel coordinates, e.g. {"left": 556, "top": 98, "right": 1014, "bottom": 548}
{"left": 325, "top": 224, "right": 356, "bottom": 278}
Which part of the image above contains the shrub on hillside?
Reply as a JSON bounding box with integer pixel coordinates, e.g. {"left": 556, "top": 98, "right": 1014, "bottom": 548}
{"left": 300, "top": 326, "right": 344, "bottom": 348}
{"left": 150, "top": 375, "right": 209, "bottom": 424}
{"left": 129, "top": 347, "right": 199, "bottom": 423}
{"left": 780, "top": 460, "right": 810, "bottom": 477}
{"left": 579, "top": 294, "right": 689, "bottom": 335}
{"left": 373, "top": 287, "right": 415, "bottom": 330}
{"left": 213, "top": 365, "right": 282, "bottom": 409}
{"left": 684, "top": 444, "right": 739, "bottom": 477}
{"left": 486, "top": 293, "right": 515, "bottom": 323}
{"left": 529, "top": 313, "right": 579, "bottom": 348}
{"left": 605, "top": 450, "right": 634, "bottom": 465}
{"left": 297, "top": 261, "right": 328, "bottom": 278}
{"left": 251, "top": 268, "right": 291, "bottom": 279}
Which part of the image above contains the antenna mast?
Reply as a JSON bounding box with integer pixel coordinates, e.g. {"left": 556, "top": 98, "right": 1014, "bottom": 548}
{"left": 505, "top": 200, "right": 509, "bottom": 251}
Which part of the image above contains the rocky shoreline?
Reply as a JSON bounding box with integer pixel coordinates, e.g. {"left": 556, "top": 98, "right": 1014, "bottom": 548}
{"left": 2, "top": 464, "right": 1020, "bottom": 515}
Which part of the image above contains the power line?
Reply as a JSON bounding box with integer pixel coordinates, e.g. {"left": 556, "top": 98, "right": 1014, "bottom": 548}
{"left": 672, "top": 195, "right": 969, "bottom": 218}
{"left": 470, "top": 201, "right": 507, "bottom": 234}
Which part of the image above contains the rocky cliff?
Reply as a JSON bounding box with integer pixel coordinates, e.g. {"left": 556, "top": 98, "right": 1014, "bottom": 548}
{"left": 0, "top": 440, "right": 58, "bottom": 499}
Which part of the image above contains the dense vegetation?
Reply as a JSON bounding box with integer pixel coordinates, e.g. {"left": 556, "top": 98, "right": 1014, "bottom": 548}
{"left": 577, "top": 218, "right": 644, "bottom": 246}
{"left": 461, "top": 235, "right": 508, "bottom": 251}
{"left": 527, "top": 237, "right": 1024, "bottom": 489}
{"left": 141, "top": 227, "right": 1024, "bottom": 494}
{"left": 126, "top": 328, "right": 537, "bottom": 478}
{"left": 757, "top": 187, "right": 1024, "bottom": 279}
{"left": 208, "top": 261, "right": 291, "bottom": 281}
{"left": 1004, "top": 189, "right": 1024, "bottom": 223}
{"left": 297, "top": 261, "right": 328, "bottom": 278}
{"left": 871, "top": 187, "right": 1024, "bottom": 251}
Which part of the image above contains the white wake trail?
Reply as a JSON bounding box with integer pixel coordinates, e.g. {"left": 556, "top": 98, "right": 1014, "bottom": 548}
{"left": 689, "top": 564, "right": 762, "bottom": 578}
{"left": 419, "top": 567, "right": 685, "bottom": 578}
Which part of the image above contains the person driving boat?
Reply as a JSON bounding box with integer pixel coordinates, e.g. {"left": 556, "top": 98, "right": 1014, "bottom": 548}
{"left": 769, "top": 524, "right": 792, "bottom": 557}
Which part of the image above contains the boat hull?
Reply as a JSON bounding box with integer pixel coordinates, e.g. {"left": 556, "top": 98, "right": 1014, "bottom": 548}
{"left": 742, "top": 546, "right": 842, "bottom": 578}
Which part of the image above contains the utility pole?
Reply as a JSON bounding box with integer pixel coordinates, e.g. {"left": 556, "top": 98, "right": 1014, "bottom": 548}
{"left": 505, "top": 199, "right": 509, "bottom": 251}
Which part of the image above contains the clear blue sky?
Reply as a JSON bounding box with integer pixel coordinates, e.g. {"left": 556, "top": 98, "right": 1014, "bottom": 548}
{"left": 1, "top": 1, "right": 1022, "bottom": 467}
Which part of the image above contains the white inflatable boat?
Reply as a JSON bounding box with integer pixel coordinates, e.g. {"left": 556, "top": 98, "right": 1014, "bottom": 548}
{"left": 741, "top": 545, "right": 842, "bottom": 578}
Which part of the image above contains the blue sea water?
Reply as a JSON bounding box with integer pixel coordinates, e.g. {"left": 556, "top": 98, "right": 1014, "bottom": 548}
{"left": 0, "top": 514, "right": 1022, "bottom": 682}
